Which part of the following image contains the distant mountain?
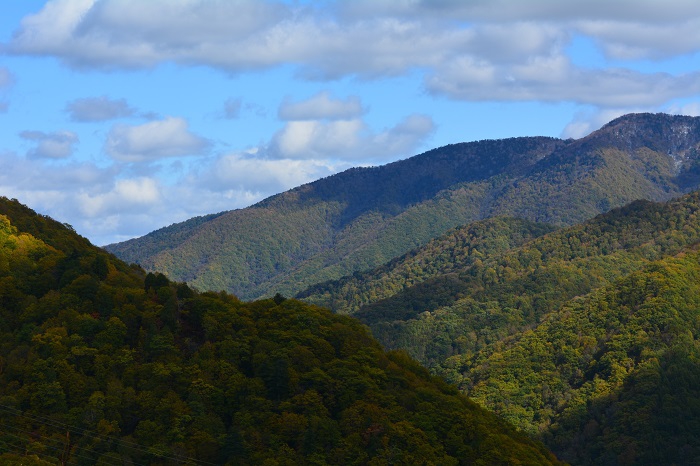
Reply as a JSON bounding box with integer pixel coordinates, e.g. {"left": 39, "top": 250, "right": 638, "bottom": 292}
{"left": 106, "top": 113, "right": 700, "bottom": 300}
{"left": 0, "top": 197, "right": 562, "bottom": 465}
{"left": 312, "top": 189, "right": 700, "bottom": 464}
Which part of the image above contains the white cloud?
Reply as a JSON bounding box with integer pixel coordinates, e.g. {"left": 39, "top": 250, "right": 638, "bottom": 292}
{"left": 201, "top": 152, "right": 337, "bottom": 195}
{"left": 342, "top": 0, "right": 700, "bottom": 23}
{"left": 0, "top": 152, "right": 113, "bottom": 191}
{"left": 20, "top": 130, "right": 79, "bottom": 159}
{"left": 7, "top": 0, "right": 287, "bottom": 70}
{"left": 427, "top": 58, "right": 700, "bottom": 107}
{"left": 6, "top": 0, "right": 700, "bottom": 247}
{"left": 0, "top": 146, "right": 340, "bottom": 246}
{"left": 66, "top": 96, "right": 136, "bottom": 121}
{"left": 269, "top": 113, "right": 434, "bottom": 161}
{"left": 577, "top": 19, "right": 700, "bottom": 60}
{"left": 76, "top": 177, "right": 161, "bottom": 217}
{"left": 105, "top": 117, "right": 209, "bottom": 162}
{"left": 7, "top": 0, "right": 700, "bottom": 110}
{"left": 271, "top": 119, "right": 364, "bottom": 159}
{"left": 279, "top": 91, "right": 364, "bottom": 121}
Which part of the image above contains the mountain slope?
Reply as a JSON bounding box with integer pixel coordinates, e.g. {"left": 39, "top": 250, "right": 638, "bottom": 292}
{"left": 308, "top": 189, "right": 700, "bottom": 464}
{"left": 297, "top": 216, "right": 557, "bottom": 313}
{"left": 106, "top": 113, "right": 700, "bottom": 300}
{"left": 0, "top": 197, "right": 562, "bottom": 465}
{"left": 349, "top": 190, "right": 700, "bottom": 367}
{"left": 466, "top": 249, "right": 700, "bottom": 465}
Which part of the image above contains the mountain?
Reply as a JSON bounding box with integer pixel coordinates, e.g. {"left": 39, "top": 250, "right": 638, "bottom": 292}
{"left": 467, "top": 247, "right": 700, "bottom": 465}
{"left": 0, "top": 197, "right": 562, "bottom": 465}
{"left": 297, "top": 216, "right": 557, "bottom": 314}
{"left": 106, "top": 113, "right": 700, "bottom": 300}
{"left": 303, "top": 189, "right": 700, "bottom": 464}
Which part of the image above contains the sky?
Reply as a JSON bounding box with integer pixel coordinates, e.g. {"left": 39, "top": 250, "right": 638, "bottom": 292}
{"left": 1, "top": 0, "right": 699, "bottom": 246}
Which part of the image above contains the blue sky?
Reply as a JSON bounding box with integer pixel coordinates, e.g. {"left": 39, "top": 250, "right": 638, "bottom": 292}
{"left": 1, "top": 0, "right": 699, "bottom": 245}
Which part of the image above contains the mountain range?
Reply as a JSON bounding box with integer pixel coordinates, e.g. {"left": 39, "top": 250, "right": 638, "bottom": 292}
{"left": 0, "top": 196, "right": 562, "bottom": 465}
{"left": 300, "top": 188, "right": 700, "bottom": 464}
{"left": 8, "top": 112, "right": 700, "bottom": 464}
{"left": 106, "top": 113, "right": 700, "bottom": 301}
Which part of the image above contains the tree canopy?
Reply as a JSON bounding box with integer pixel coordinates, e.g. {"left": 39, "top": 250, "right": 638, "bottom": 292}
{"left": 0, "top": 197, "right": 561, "bottom": 465}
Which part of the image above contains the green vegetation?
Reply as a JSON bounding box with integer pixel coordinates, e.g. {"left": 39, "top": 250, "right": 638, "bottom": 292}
{"left": 305, "top": 189, "right": 700, "bottom": 464}
{"left": 299, "top": 217, "right": 556, "bottom": 314}
{"left": 466, "top": 250, "right": 700, "bottom": 465}
{"left": 0, "top": 197, "right": 562, "bottom": 465}
{"left": 107, "top": 113, "right": 700, "bottom": 301}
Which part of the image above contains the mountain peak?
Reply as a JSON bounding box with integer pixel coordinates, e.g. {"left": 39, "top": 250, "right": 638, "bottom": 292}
{"left": 592, "top": 112, "right": 700, "bottom": 155}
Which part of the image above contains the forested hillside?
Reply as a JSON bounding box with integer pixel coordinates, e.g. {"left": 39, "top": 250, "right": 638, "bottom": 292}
{"left": 305, "top": 190, "right": 700, "bottom": 464}
{"left": 298, "top": 217, "right": 557, "bottom": 313}
{"left": 0, "top": 197, "right": 562, "bottom": 465}
{"left": 107, "top": 113, "right": 700, "bottom": 300}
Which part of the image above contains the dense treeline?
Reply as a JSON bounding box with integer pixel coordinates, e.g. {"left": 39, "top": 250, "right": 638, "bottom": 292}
{"left": 298, "top": 217, "right": 556, "bottom": 314}
{"left": 299, "top": 189, "right": 700, "bottom": 464}
{"left": 108, "top": 113, "right": 700, "bottom": 301}
{"left": 466, "top": 250, "right": 700, "bottom": 465}
{"left": 0, "top": 197, "right": 562, "bottom": 465}
{"left": 324, "top": 192, "right": 700, "bottom": 364}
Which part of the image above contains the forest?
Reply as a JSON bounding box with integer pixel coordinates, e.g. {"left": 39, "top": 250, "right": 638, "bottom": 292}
{"left": 300, "top": 190, "right": 700, "bottom": 464}
{"left": 0, "top": 196, "right": 561, "bottom": 465}
{"left": 9, "top": 113, "right": 700, "bottom": 465}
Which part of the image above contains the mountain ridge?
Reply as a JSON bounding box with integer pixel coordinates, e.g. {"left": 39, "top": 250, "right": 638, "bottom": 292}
{"left": 106, "top": 112, "right": 700, "bottom": 300}
{"left": 310, "top": 189, "right": 700, "bottom": 464}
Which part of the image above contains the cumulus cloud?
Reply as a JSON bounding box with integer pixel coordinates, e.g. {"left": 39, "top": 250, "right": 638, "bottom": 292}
{"left": 7, "top": 0, "right": 288, "bottom": 70}
{"left": 269, "top": 114, "right": 434, "bottom": 161}
{"left": 200, "top": 152, "right": 337, "bottom": 196}
{"left": 105, "top": 117, "right": 209, "bottom": 162}
{"left": 0, "top": 147, "right": 340, "bottom": 245}
{"left": 0, "top": 152, "right": 139, "bottom": 243}
{"left": 279, "top": 91, "right": 364, "bottom": 121}
{"left": 577, "top": 19, "right": 700, "bottom": 60}
{"left": 76, "top": 176, "right": 162, "bottom": 217}
{"left": 66, "top": 96, "right": 136, "bottom": 121}
{"left": 7, "top": 0, "right": 700, "bottom": 109}
{"left": 6, "top": 0, "right": 700, "bottom": 246}
{"left": 20, "top": 130, "right": 79, "bottom": 159}
{"left": 426, "top": 58, "right": 700, "bottom": 107}
{"left": 341, "top": 0, "right": 700, "bottom": 23}
{"left": 0, "top": 152, "right": 114, "bottom": 191}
